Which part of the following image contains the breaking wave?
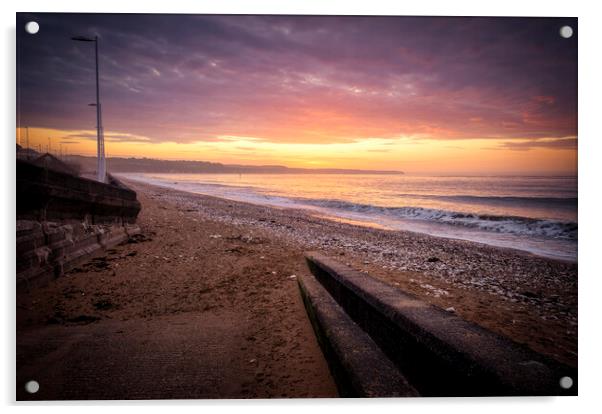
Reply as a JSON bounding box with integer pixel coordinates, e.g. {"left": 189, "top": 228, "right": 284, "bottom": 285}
{"left": 296, "top": 198, "right": 577, "bottom": 240}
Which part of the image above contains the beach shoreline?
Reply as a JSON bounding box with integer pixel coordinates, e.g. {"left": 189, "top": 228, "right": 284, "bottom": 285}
{"left": 127, "top": 180, "right": 577, "bottom": 366}
{"left": 119, "top": 172, "right": 578, "bottom": 263}
{"left": 16, "top": 178, "right": 577, "bottom": 399}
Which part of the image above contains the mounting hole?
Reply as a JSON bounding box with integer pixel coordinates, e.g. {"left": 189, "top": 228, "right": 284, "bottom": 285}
{"left": 559, "top": 376, "right": 573, "bottom": 389}
{"left": 559, "top": 25, "right": 573, "bottom": 39}
{"left": 24, "top": 380, "right": 39, "bottom": 394}
{"left": 25, "top": 21, "right": 40, "bottom": 34}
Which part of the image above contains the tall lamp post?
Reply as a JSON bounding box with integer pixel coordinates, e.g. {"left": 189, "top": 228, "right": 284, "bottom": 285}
{"left": 72, "top": 35, "right": 106, "bottom": 182}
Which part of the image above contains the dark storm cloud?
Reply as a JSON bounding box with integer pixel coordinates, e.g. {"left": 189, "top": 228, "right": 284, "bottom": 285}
{"left": 17, "top": 14, "right": 577, "bottom": 144}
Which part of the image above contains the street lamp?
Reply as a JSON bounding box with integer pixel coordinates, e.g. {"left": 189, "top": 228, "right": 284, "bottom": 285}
{"left": 72, "top": 35, "right": 106, "bottom": 183}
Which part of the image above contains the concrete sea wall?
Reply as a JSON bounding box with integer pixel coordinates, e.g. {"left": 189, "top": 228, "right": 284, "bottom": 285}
{"left": 16, "top": 159, "right": 142, "bottom": 289}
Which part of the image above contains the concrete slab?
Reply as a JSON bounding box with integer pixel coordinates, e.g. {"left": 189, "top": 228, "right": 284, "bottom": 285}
{"left": 17, "top": 312, "right": 248, "bottom": 400}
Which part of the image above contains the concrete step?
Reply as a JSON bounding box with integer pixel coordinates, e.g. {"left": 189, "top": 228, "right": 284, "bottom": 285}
{"left": 298, "top": 272, "right": 418, "bottom": 397}
{"left": 303, "top": 251, "right": 577, "bottom": 397}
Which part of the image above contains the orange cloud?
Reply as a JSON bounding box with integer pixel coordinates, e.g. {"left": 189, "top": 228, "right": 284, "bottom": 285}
{"left": 16, "top": 127, "right": 577, "bottom": 176}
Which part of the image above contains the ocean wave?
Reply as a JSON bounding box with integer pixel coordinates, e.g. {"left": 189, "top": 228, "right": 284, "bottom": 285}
{"left": 297, "top": 198, "right": 578, "bottom": 240}
{"left": 126, "top": 174, "right": 577, "bottom": 241}
{"left": 394, "top": 193, "right": 577, "bottom": 206}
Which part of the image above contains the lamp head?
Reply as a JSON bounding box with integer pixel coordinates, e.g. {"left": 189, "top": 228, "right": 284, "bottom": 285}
{"left": 71, "top": 36, "right": 95, "bottom": 42}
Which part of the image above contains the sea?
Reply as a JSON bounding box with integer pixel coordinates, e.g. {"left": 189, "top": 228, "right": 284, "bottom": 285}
{"left": 121, "top": 173, "right": 578, "bottom": 262}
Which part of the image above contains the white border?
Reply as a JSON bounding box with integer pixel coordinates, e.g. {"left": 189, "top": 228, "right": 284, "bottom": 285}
{"left": 3, "top": 1, "right": 601, "bottom": 412}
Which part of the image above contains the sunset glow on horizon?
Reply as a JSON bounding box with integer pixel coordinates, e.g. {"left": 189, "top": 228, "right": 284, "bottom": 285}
{"left": 17, "top": 15, "right": 577, "bottom": 175}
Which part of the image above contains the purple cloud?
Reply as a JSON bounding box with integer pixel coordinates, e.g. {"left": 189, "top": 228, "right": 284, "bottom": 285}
{"left": 17, "top": 14, "right": 577, "bottom": 145}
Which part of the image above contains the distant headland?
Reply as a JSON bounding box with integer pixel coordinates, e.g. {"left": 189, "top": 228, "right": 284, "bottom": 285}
{"left": 63, "top": 154, "right": 404, "bottom": 175}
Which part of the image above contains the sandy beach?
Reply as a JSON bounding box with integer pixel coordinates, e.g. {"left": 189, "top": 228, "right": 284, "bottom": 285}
{"left": 16, "top": 179, "right": 577, "bottom": 399}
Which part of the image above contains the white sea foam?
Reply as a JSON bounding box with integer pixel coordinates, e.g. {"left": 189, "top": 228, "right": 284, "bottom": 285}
{"left": 119, "top": 172, "right": 578, "bottom": 261}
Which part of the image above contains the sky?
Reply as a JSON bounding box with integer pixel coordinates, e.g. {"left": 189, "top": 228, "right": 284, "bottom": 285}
{"left": 16, "top": 14, "right": 577, "bottom": 174}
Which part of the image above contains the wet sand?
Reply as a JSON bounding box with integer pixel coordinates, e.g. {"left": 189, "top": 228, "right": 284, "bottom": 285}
{"left": 16, "top": 179, "right": 577, "bottom": 399}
